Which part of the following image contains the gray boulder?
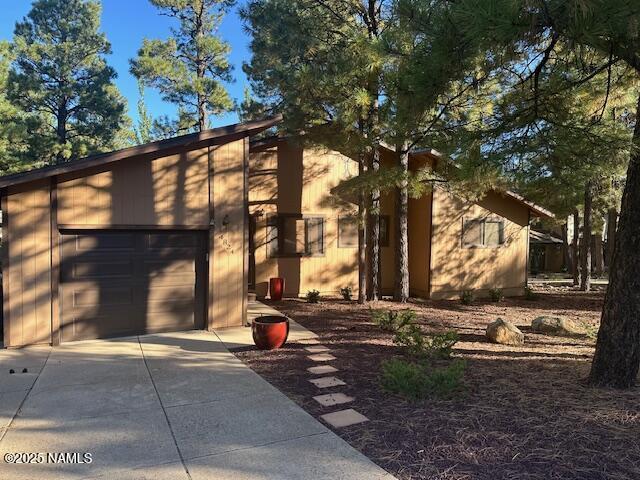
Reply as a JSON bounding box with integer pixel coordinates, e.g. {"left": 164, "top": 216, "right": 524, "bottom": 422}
{"left": 531, "top": 316, "right": 585, "bottom": 336}
{"left": 486, "top": 318, "right": 525, "bottom": 345}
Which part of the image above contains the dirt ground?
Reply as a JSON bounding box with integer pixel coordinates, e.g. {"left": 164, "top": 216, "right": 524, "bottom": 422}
{"left": 235, "top": 286, "right": 640, "bottom": 480}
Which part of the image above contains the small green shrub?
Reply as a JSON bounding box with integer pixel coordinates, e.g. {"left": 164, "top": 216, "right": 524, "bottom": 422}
{"left": 423, "top": 359, "right": 466, "bottom": 398}
{"left": 381, "top": 359, "right": 428, "bottom": 401}
{"left": 306, "top": 289, "right": 321, "bottom": 303}
{"left": 524, "top": 286, "right": 537, "bottom": 300}
{"left": 393, "top": 323, "right": 427, "bottom": 357}
{"left": 489, "top": 288, "right": 504, "bottom": 302}
{"left": 371, "top": 309, "right": 416, "bottom": 333}
{"left": 340, "top": 286, "right": 353, "bottom": 301}
{"left": 381, "top": 358, "right": 466, "bottom": 400}
{"left": 394, "top": 328, "right": 459, "bottom": 359}
{"left": 426, "top": 331, "right": 459, "bottom": 359}
{"left": 460, "top": 289, "right": 474, "bottom": 305}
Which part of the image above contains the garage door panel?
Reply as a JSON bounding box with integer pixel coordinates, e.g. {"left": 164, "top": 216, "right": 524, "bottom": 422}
{"left": 71, "top": 287, "right": 134, "bottom": 307}
{"left": 74, "top": 233, "right": 136, "bottom": 252}
{"left": 69, "top": 260, "right": 134, "bottom": 280}
{"left": 60, "top": 230, "right": 206, "bottom": 342}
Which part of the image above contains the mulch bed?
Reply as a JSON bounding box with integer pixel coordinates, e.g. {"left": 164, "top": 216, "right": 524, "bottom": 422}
{"left": 235, "top": 287, "right": 640, "bottom": 480}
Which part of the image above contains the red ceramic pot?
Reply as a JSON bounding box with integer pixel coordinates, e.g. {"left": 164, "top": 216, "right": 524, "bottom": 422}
{"left": 252, "top": 315, "right": 289, "bottom": 350}
{"left": 269, "top": 277, "right": 285, "bottom": 301}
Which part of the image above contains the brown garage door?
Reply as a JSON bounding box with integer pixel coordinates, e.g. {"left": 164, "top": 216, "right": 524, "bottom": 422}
{"left": 60, "top": 230, "right": 206, "bottom": 342}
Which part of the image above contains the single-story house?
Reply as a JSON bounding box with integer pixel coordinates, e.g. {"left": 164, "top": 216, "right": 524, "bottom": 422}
{"left": 0, "top": 117, "right": 279, "bottom": 347}
{"left": 1, "top": 120, "right": 552, "bottom": 347}
{"left": 529, "top": 229, "right": 565, "bottom": 273}
{"left": 248, "top": 138, "right": 553, "bottom": 301}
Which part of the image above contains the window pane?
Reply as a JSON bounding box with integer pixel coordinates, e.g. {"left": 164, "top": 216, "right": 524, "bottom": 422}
{"left": 338, "top": 216, "right": 358, "bottom": 247}
{"left": 266, "top": 217, "right": 279, "bottom": 257}
{"left": 281, "top": 217, "right": 301, "bottom": 255}
{"left": 485, "top": 220, "right": 504, "bottom": 247}
{"left": 380, "top": 216, "right": 390, "bottom": 247}
{"left": 307, "top": 218, "right": 324, "bottom": 254}
{"left": 462, "top": 219, "right": 482, "bottom": 247}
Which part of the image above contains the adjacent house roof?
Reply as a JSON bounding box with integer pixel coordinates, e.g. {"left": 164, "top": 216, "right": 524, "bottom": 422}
{"left": 400, "top": 146, "right": 555, "bottom": 219}
{"left": 0, "top": 116, "right": 282, "bottom": 189}
{"left": 530, "top": 230, "right": 564, "bottom": 245}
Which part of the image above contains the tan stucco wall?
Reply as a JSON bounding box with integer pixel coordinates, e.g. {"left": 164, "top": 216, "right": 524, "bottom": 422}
{"left": 429, "top": 187, "right": 529, "bottom": 299}
{"left": 4, "top": 182, "right": 52, "bottom": 346}
{"left": 249, "top": 142, "right": 358, "bottom": 298}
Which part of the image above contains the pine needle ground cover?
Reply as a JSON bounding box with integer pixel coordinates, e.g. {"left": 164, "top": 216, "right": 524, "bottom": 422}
{"left": 235, "top": 287, "right": 640, "bottom": 480}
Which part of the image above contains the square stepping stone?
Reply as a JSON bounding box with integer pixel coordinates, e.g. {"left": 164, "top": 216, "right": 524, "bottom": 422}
{"left": 321, "top": 409, "right": 369, "bottom": 428}
{"left": 298, "top": 338, "right": 320, "bottom": 345}
{"left": 309, "top": 376, "right": 346, "bottom": 388}
{"left": 307, "top": 353, "right": 336, "bottom": 362}
{"left": 304, "top": 345, "right": 329, "bottom": 353}
{"left": 313, "top": 393, "right": 354, "bottom": 407}
{"left": 307, "top": 365, "right": 338, "bottom": 375}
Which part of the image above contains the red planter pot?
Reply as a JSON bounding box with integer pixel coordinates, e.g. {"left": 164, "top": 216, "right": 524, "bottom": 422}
{"left": 252, "top": 315, "right": 289, "bottom": 350}
{"left": 269, "top": 277, "right": 285, "bottom": 301}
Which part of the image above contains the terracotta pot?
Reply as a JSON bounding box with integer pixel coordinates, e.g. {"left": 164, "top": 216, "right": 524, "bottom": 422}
{"left": 269, "top": 277, "right": 285, "bottom": 301}
{"left": 252, "top": 315, "right": 289, "bottom": 350}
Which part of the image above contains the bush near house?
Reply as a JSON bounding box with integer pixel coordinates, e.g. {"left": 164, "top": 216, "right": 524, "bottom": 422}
{"left": 381, "top": 358, "right": 466, "bottom": 400}
{"left": 340, "top": 286, "right": 353, "bottom": 301}
{"left": 371, "top": 308, "right": 416, "bottom": 332}
{"left": 489, "top": 288, "right": 504, "bottom": 302}
{"left": 305, "top": 289, "right": 321, "bottom": 303}
{"left": 460, "top": 289, "right": 474, "bottom": 305}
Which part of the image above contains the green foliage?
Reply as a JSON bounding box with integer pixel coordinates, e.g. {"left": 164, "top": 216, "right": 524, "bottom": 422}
{"left": 460, "top": 290, "right": 474, "bottom": 305}
{"left": 371, "top": 309, "right": 416, "bottom": 333}
{"left": 524, "top": 286, "right": 537, "bottom": 301}
{"left": 131, "top": 0, "right": 234, "bottom": 131}
{"left": 134, "top": 80, "right": 154, "bottom": 145}
{"left": 8, "top": 0, "right": 126, "bottom": 166}
{"left": 489, "top": 288, "right": 504, "bottom": 302}
{"left": 394, "top": 327, "right": 459, "bottom": 360}
{"left": 339, "top": 286, "right": 353, "bottom": 301}
{"left": 305, "top": 289, "right": 320, "bottom": 304}
{"left": 381, "top": 358, "right": 466, "bottom": 400}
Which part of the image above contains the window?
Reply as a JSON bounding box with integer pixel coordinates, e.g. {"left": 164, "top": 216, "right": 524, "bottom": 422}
{"left": 380, "top": 215, "right": 390, "bottom": 247}
{"left": 338, "top": 216, "right": 358, "bottom": 248}
{"left": 462, "top": 217, "right": 505, "bottom": 248}
{"left": 267, "top": 215, "right": 324, "bottom": 257}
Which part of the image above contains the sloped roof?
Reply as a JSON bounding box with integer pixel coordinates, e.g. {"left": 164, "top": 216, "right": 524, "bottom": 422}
{"left": 392, "top": 145, "right": 554, "bottom": 219}
{"left": 0, "top": 116, "right": 282, "bottom": 189}
{"left": 530, "top": 230, "right": 564, "bottom": 244}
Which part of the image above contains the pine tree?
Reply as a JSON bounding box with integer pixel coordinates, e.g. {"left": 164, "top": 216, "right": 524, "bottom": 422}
{"left": 241, "top": 0, "right": 388, "bottom": 303}
{"left": 130, "top": 0, "right": 234, "bottom": 132}
{"left": 448, "top": 0, "right": 640, "bottom": 388}
{"left": 9, "top": 0, "right": 126, "bottom": 165}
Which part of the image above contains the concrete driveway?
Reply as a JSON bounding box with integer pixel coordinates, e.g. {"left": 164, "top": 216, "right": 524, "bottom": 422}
{"left": 0, "top": 331, "right": 392, "bottom": 480}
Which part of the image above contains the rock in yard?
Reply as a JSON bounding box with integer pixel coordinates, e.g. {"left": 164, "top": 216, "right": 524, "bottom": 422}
{"left": 531, "top": 316, "right": 585, "bottom": 336}
{"left": 486, "top": 318, "right": 525, "bottom": 345}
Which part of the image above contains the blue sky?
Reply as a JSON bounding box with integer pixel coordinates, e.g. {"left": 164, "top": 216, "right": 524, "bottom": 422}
{"left": 0, "top": 0, "right": 251, "bottom": 127}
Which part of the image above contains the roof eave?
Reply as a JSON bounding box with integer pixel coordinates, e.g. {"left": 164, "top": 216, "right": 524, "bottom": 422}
{"left": 0, "top": 115, "right": 282, "bottom": 190}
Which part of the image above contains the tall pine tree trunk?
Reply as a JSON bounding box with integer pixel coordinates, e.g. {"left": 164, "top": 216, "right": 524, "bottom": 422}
{"left": 581, "top": 182, "right": 593, "bottom": 292}
{"left": 561, "top": 223, "right": 572, "bottom": 273}
{"left": 594, "top": 234, "right": 604, "bottom": 276}
{"left": 56, "top": 105, "right": 67, "bottom": 165}
{"left": 394, "top": 145, "right": 409, "bottom": 302}
{"left": 572, "top": 209, "right": 581, "bottom": 286}
{"left": 589, "top": 93, "right": 640, "bottom": 388}
{"left": 367, "top": 146, "right": 381, "bottom": 301}
{"left": 358, "top": 158, "right": 367, "bottom": 304}
{"left": 607, "top": 207, "right": 617, "bottom": 271}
